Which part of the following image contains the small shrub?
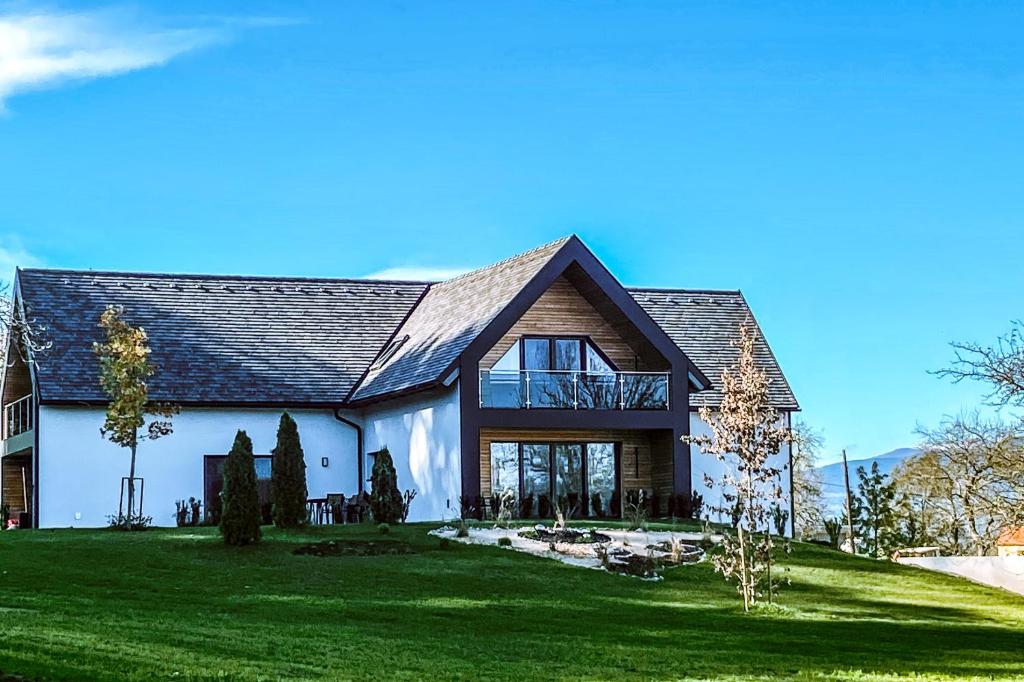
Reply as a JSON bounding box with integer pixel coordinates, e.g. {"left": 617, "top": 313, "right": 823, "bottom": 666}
{"left": 824, "top": 517, "right": 843, "bottom": 549}
{"left": 497, "top": 536, "right": 512, "bottom": 547}
{"left": 537, "top": 494, "right": 551, "bottom": 519}
{"left": 519, "top": 493, "right": 535, "bottom": 518}
{"left": 624, "top": 490, "right": 648, "bottom": 531}
{"left": 649, "top": 491, "right": 661, "bottom": 519}
{"left": 455, "top": 516, "right": 471, "bottom": 538}
{"left": 369, "top": 447, "right": 403, "bottom": 525}
{"left": 175, "top": 500, "right": 188, "bottom": 527}
{"left": 591, "top": 493, "right": 603, "bottom": 518}
{"left": 400, "top": 489, "right": 417, "bottom": 523}
{"left": 378, "top": 522, "right": 390, "bottom": 535}
{"left": 689, "top": 490, "right": 705, "bottom": 520}
{"left": 458, "top": 495, "right": 475, "bottom": 519}
{"left": 107, "top": 513, "right": 153, "bottom": 530}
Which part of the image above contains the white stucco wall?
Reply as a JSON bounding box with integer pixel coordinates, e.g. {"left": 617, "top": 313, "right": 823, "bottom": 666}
{"left": 362, "top": 384, "right": 461, "bottom": 523}
{"left": 689, "top": 411, "right": 794, "bottom": 537}
{"left": 37, "top": 406, "right": 359, "bottom": 528}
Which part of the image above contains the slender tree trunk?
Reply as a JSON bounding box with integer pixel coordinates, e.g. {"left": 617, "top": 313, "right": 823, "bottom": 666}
{"left": 737, "top": 525, "right": 750, "bottom": 612}
{"left": 127, "top": 432, "right": 138, "bottom": 526}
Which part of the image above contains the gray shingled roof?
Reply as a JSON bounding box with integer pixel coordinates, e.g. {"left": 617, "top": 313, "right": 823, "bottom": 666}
{"left": 19, "top": 270, "right": 427, "bottom": 404}
{"left": 349, "top": 237, "right": 571, "bottom": 402}
{"left": 17, "top": 242, "right": 797, "bottom": 411}
{"left": 629, "top": 288, "right": 799, "bottom": 411}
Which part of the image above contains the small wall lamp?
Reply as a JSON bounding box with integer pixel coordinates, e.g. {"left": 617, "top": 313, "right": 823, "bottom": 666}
{"left": 321, "top": 457, "right": 329, "bottom": 468}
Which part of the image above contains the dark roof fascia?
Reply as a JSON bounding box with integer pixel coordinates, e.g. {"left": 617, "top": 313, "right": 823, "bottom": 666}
{"left": 341, "top": 282, "right": 434, "bottom": 404}
{"left": 442, "top": 235, "right": 711, "bottom": 389}
{"left": 344, "top": 378, "right": 446, "bottom": 409}
{"left": 38, "top": 398, "right": 349, "bottom": 410}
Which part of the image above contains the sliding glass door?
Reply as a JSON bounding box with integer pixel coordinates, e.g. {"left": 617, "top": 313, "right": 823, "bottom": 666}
{"left": 522, "top": 444, "right": 551, "bottom": 517}
{"left": 489, "top": 441, "right": 619, "bottom": 518}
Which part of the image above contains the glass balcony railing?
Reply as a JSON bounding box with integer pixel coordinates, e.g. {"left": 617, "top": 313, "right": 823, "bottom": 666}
{"left": 3, "top": 394, "right": 34, "bottom": 439}
{"left": 479, "top": 370, "right": 670, "bottom": 410}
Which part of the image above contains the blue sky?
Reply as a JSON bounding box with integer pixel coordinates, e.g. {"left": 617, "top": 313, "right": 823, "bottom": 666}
{"left": 1, "top": 1, "right": 1020, "bottom": 463}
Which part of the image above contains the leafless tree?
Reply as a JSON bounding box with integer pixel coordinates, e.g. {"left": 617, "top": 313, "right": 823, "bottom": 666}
{"left": 935, "top": 321, "right": 1024, "bottom": 409}
{"left": 901, "top": 413, "right": 1024, "bottom": 555}
{"left": 1, "top": 281, "right": 52, "bottom": 369}
{"left": 791, "top": 419, "right": 827, "bottom": 539}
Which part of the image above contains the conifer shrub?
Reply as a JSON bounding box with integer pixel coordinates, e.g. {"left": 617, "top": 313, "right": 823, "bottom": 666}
{"left": 271, "top": 412, "right": 308, "bottom": 529}
{"left": 369, "top": 447, "right": 403, "bottom": 524}
{"left": 220, "top": 430, "right": 262, "bottom": 546}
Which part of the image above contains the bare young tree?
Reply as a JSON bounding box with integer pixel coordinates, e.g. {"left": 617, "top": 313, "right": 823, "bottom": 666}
{"left": 684, "top": 323, "right": 792, "bottom": 611}
{"left": 906, "top": 413, "right": 1024, "bottom": 555}
{"left": 935, "top": 321, "right": 1024, "bottom": 408}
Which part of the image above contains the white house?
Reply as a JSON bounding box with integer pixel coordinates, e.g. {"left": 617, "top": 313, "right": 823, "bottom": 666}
{"left": 1, "top": 236, "right": 799, "bottom": 531}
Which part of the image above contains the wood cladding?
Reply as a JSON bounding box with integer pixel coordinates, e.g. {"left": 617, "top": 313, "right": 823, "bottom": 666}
{"left": 2, "top": 351, "right": 32, "bottom": 406}
{"left": 480, "top": 276, "right": 661, "bottom": 372}
{"left": 2, "top": 455, "right": 31, "bottom": 515}
{"left": 478, "top": 427, "right": 674, "bottom": 500}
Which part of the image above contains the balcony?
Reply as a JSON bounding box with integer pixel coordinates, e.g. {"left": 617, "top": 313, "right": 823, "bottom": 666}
{"left": 479, "top": 370, "right": 669, "bottom": 410}
{"left": 3, "top": 394, "right": 34, "bottom": 456}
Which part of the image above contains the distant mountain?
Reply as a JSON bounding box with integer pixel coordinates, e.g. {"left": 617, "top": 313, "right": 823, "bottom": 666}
{"left": 815, "top": 448, "right": 922, "bottom": 517}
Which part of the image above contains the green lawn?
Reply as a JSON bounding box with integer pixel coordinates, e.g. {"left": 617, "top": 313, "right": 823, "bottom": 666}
{"left": 0, "top": 523, "right": 1021, "bottom": 681}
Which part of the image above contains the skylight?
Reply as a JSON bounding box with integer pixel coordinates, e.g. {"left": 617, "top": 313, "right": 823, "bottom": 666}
{"left": 371, "top": 334, "right": 409, "bottom": 370}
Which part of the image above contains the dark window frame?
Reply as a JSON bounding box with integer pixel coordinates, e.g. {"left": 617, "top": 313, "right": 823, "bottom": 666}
{"left": 518, "top": 334, "right": 620, "bottom": 373}
{"left": 490, "top": 440, "right": 622, "bottom": 518}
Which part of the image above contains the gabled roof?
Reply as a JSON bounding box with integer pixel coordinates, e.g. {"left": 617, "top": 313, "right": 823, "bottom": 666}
{"left": 630, "top": 288, "right": 799, "bottom": 411}
{"left": 349, "top": 237, "right": 571, "bottom": 402}
{"left": 18, "top": 270, "right": 427, "bottom": 405}
{"left": 15, "top": 237, "right": 798, "bottom": 411}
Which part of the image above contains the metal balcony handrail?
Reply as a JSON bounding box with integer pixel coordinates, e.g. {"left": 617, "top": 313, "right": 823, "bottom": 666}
{"left": 3, "top": 394, "right": 34, "bottom": 440}
{"left": 479, "top": 369, "right": 670, "bottom": 410}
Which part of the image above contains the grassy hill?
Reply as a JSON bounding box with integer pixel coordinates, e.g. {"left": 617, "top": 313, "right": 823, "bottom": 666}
{"left": 0, "top": 523, "right": 1020, "bottom": 681}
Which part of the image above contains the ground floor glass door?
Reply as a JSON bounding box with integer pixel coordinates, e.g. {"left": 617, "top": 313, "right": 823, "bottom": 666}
{"left": 489, "top": 441, "right": 619, "bottom": 518}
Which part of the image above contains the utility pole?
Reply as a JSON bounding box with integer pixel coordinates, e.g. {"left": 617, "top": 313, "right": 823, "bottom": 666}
{"left": 842, "top": 449, "right": 856, "bottom": 554}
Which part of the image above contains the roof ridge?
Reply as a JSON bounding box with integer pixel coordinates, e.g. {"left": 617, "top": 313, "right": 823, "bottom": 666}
{"left": 18, "top": 267, "right": 433, "bottom": 286}
{"left": 430, "top": 235, "right": 573, "bottom": 289}
{"left": 627, "top": 286, "right": 742, "bottom": 295}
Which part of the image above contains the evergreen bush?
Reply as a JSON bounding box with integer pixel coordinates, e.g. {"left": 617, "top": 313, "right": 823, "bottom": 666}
{"left": 220, "top": 430, "right": 262, "bottom": 545}
{"left": 271, "top": 412, "right": 308, "bottom": 528}
{"left": 369, "top": 447, "right": 403, "bottom": 524}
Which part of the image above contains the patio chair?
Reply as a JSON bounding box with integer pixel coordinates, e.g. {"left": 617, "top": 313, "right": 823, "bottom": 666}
{"left": 326, "top": 493, "right": 346, "bottom": 524}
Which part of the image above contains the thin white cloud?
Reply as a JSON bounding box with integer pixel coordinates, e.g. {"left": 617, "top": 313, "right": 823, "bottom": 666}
{"left": 0, "top": 236, "right": 42, "bottom": 282}
{"left": 364, "top": 266, "right": 470, "bottom": 282}
{"left": 0, "top": 6, "right": 289, "bottom": 110}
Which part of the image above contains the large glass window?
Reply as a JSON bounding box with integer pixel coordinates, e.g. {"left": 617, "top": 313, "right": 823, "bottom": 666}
{"left": 554, "top": 444, "right": 584, "bottom": 511}
{"left": 522, "top": 444, "right": 551, "bottom": 503}
{"left": 523, "top": 338, "right": 551, "bottom": 370}
{"left": 490, "top": 442, "right": 520, "bottom": 497}
{"left": 554, "top": 339, "right": 580, "bottom": 370}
